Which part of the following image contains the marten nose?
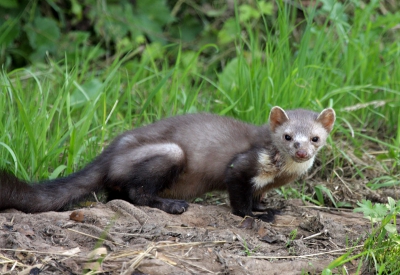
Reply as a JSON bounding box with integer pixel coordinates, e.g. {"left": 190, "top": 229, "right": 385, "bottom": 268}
{"left": 295, "top": 150, "right": 308, "bottom": 159}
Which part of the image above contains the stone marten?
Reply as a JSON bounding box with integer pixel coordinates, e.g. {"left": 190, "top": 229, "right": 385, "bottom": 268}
{"left": 0, "top": 106, "right": 335, "bottom": 222}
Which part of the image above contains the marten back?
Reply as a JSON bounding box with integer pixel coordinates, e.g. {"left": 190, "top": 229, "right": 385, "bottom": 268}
{"left": 0, "top": 113, "right": 262, "bottom": 213}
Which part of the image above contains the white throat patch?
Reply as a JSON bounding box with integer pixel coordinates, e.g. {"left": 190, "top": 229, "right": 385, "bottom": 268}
{"left": 251, "top": 151, "right": 315, "bottom": 190}
{"left": 251, "top": 151, "right": 277, "bottom": 190}
{"left": 281, "top": 155, "right": 315, "bottom": 175}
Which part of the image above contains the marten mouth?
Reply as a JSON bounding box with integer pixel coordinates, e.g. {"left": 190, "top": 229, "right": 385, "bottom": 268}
{"left": 285, "top": 154, "right": 311, "bottom": 163}
{"left": 292, "top": 156, "right": 312, "bottom": 163}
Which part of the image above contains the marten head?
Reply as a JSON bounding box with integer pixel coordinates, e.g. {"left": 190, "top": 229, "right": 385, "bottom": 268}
{"left": 269, "top": 106, "right": 336, "bottom": 163}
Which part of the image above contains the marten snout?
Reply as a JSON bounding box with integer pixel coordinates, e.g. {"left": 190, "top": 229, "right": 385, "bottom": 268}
{"left": 295, "top": 150, "right": 308, "bottom": 159}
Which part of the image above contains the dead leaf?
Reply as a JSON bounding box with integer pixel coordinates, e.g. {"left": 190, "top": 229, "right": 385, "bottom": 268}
{"left": 258, "top": 226, "right": 268, "bottom": 238}
{"left": 70, "top": 210, "right": 85, "bottom": 222}
{"left": 237, "top": 216, "right": 254, "bottom": 229}
{"left": 83, "top": 261, "right": 102, "bottom": 271}
{"left": 61, "top": 247, "right": 81, "bottom": 256}
{"left": 87, "top": 247, "right": 107, "bottom": 259}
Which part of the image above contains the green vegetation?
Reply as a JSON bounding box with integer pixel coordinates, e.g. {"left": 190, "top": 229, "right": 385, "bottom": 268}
{"left": 1, "top": 0, "right": 400, "bottom": 273}
{"left": 323, "top": 198, "right": 400, "bottom": 274}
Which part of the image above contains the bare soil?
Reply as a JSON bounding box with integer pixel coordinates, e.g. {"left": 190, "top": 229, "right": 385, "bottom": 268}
{"left": 0, "top": 181, "right": 383, "bottom": 275}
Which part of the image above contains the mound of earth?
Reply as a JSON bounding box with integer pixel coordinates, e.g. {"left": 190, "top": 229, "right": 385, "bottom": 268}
{"left": 0, "top": 198, "right": 370, "bottom": 275}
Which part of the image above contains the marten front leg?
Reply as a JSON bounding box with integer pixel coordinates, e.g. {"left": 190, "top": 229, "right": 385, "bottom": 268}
{"left": 107, "top": 143, "right": 188, "bottom": 214}
{"left": 225, "top": 151, "right": 276, "bottom": 222}
{"left": 252, "top": 194, "right": 268, "bottom": 211}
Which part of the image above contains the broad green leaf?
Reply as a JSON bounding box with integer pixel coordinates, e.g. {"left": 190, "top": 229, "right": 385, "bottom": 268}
{"left": 386, "top": 197, "right": 396, "bottom": 211}
{"left": 258, "top": 1, "right": 273, "bottom": 15}
{"left": 384, "top": 223, "right": 397, "bottom": 234}
{"left": 354, "top": 200, "right": 389, "bottom": 222}
{"left": 218, "top": 18, "right": 238, "bottom": 45}
{"left": 70, "top": 79, "right": 103, "bottom": 107}
{"left": 142, "top": 43, "right": 165, "bottom": 61}
{"left": 25, "top": 17, "right": 60, "bottom": 49}
{"left": 93, "top": 4, "right": 129, "bottom": 42}
{"left": 239, "top": 4, "right": 260, "bottom": 22}
{"left": 71, "top": 0, "right": 82, "bottom": 20}
{"left": 218, "top": 58, "right": 239, "bottom": 92}
{"left": 170, "top": 15, "right": 203, "bottom": 42}
{"left": 0, "top": 0, "right": 18, "bottom": 8}
{"left": 24, "top": 17, "right": 60, "bottom": 61}
{"left": 137, "top": 0, "right": 174, "bottom": 25}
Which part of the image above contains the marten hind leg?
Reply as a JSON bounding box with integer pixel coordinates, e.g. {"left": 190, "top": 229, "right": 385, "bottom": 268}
{"left": 126, "top": 154, "right": 189, "bottom": 214}
{"left": 108, "top": 143, "right": 188, "bottom": 214}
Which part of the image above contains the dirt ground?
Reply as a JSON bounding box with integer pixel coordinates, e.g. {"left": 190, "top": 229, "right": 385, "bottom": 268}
{"left": 0, "top": 181, "right": 383, "bottom": 275}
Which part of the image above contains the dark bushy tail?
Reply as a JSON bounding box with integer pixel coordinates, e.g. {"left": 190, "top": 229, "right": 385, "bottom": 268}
{"left": 0, "top": 164, "right": 105, "bottom": 213}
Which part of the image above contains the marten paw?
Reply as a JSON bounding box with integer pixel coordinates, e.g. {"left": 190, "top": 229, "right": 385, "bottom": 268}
{"left": 158, "top": 199, "right": 189, "bottom": 214}
{"left": 255, "top": 209, "right": 280, "bottom": 223}
{"left": 252, "top": 202, "right": 268, "bottom": 212}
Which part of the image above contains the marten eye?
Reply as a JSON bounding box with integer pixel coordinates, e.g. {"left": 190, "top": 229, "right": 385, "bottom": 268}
{"left": 284, "top": 135, "right": 292, "bottom": 141}
{"left": 311, "top": 136, "right": 319, "bottom": 142}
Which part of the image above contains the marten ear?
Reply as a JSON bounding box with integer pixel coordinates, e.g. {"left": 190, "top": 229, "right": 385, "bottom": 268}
{"left": 317, "top": 108, "right": 336, "bottom": 133}
{"left": 269, "top": 106, "right": 289, "bottom": 132}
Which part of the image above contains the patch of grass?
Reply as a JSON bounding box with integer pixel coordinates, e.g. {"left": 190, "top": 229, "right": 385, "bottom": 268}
{"left": 286, "top": 228, "right": 298, "bottom": 250}
{"left": 0, "top": 43, "right": 219, "bottom": 179}
{"left": 323, "top": 198, "right": 400, "bottom": 274}
{"left": 240, "top": 237, "right": 261, "bottom": 257}
{"left": 367, "top": 176, "right": 400, "bottom": 190}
